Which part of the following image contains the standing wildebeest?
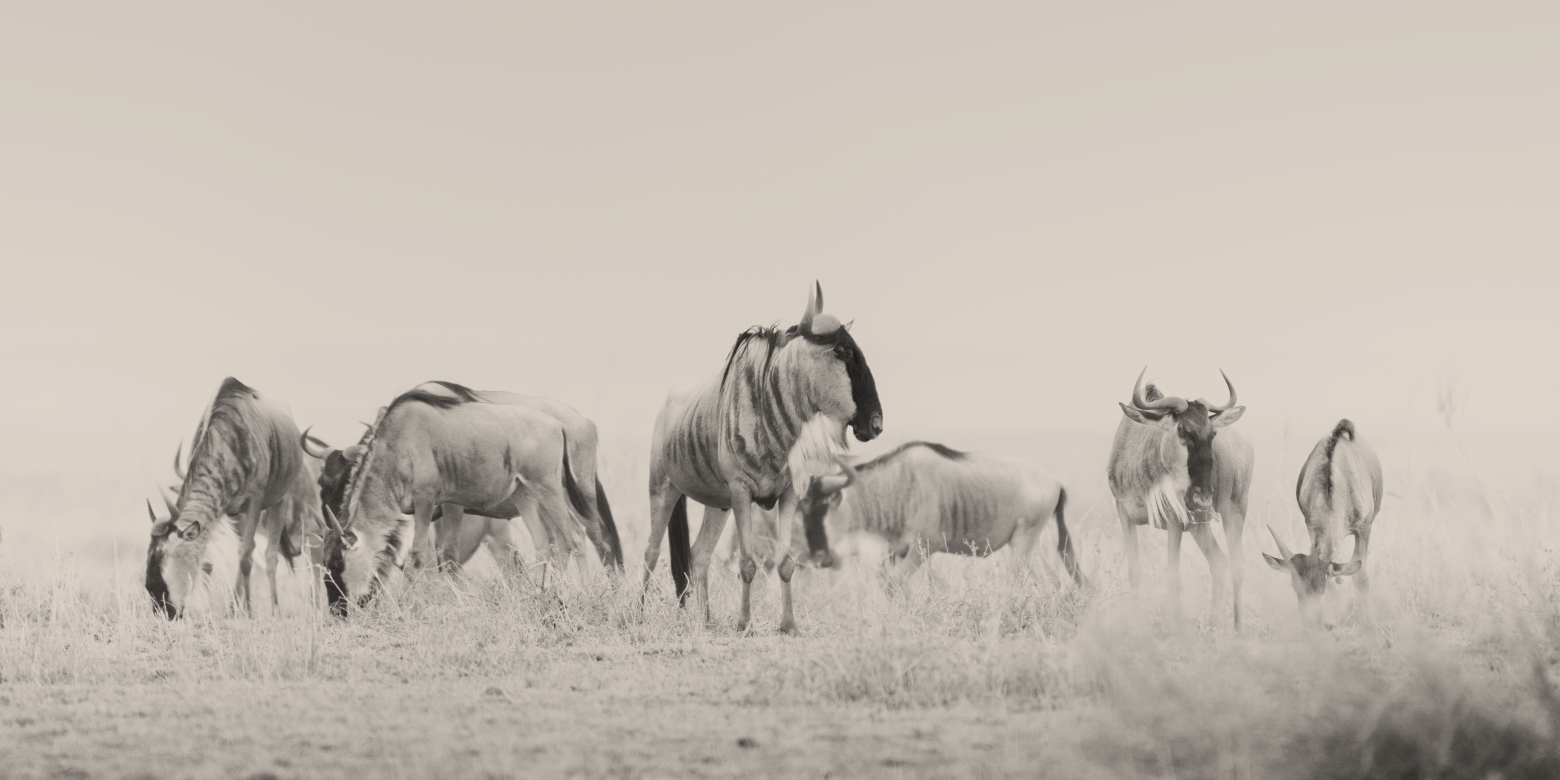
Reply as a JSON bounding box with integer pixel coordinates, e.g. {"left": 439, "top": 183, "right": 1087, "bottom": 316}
{"left": 321, "top": 384, "right": 593, "bottom": 614}
{"left": 1265, "top": 419, "right": 1382, "bottom": 628}
{"left": 797, "top": 432, "right": 1084, "bottom": 587}
{"left": 643, "top": 282, "right": 882, "bottom": 634}
{"left": 145, "top": 378, "right": 315, "bottom": 618}
{"left": 1108, "top": 368, "right": 1253, "bottom": 627}
{"left": 302, "top": 380, "right": 622, "bottom": 574}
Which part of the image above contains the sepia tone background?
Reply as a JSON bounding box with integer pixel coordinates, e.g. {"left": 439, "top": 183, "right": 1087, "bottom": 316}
{"left": 2, "top": 2, "right": 1557, "bottom": 574}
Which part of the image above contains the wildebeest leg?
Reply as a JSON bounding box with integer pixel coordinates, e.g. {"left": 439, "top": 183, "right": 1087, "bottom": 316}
{"left": 689, "top": 505, "right": 729, "bottom": 627}
{"left": 886, "top": 544, "right": 928, "bottom": 590}
{"left": 1351, "top": 526, "right": 1373, "bottom": 623}
{"left": 1118, "top": 501, "right": 1142, "bottom": 592}
{"left": 262, "top": 509, "right": 283, "bottom": 611}
{"left": 1007, "top": 517, "right": 1042, "bottom": 584}
{"left": 1188, "top": 523, "right": 1229, "bottom": 626}
{"left": 1222, "top": 510, "right": 1246, "bottom": 630}
{"left": 435, "top": 505, "right": 468, "bottom": 572}
{"left": 482, "top": 519, "right": 523, "bottom": 572}
{"left": 533, "top": 482, "right": 586, "bottom": 590}
{"left": 728, "top": 485, "right": 758, "bottom": 633}
{"left": 1165, "top": 522, "right": 1185, "bottom": 622}
{"left": 643, "top": 480, "right": 682, "bottom": 592}
{"left": 773, "top": 491, "right": 800, "bottom": 636}
{"left": 404, "top": 502, "right": 441, "bottom": 573}
{"left": 235, "top": 504, "right": 264, "bottom": 615}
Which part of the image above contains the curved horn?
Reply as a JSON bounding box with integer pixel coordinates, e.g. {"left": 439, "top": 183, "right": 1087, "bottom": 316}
{"left": 1205, "top": 369, "right": 1238, "bottom": 413}
{"left": 172, "top": 442, "right": 186, "bottom": 481}
{"left": 323, "top": 505, "right": 345, "bottom": 535}
{"left": 813, "top": 454, "right": 857, "bottom": 496}
{"left": 147, "top": 499, "right": 159, "bottom": 524}
{"left": 1131, "top": 367, "right": 1187, "bottom": 412}
{"left": 160, "top": 486, "right": 179, "bottom": 518}
{"left": 1267, "top": 525, "right": 1295, "bottom": 562}
{"left": 300, "top": 427, "right": 332, "bottom": 459}
{"left": 800, "top": 280, "right": 822, "bottom": 333}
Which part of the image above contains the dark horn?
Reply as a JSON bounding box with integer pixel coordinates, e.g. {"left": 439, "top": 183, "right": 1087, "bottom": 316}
{"left": 1267, "top": 525, "right": 1295, "bottom": 561}
{"left": 1131, "top": 367, "right": 1186, "bottom": 412}
{"left": 1207, "top": 369, "right": 1238, "bottom": 413}
{"left": 147, "top": 499, "right": 158, "bottom": 524}
{"left": 160, "top": 487, "right": 179, "bottom": 518}
{"left": 323, "top": 505, "right": 345, "bottom": 535}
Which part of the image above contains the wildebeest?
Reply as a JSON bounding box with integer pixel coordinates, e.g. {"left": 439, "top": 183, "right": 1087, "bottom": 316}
{"left": 305, "top": 427, "right": 542, "bottom": 574}
{"left": 166, "top": 446, "right": 324, "bottom": 611}
{"left": 302, "top": 380, "right": 622, "bottom": 574}
{"left": 1108, "top": 368, "right": 1253, "bottom": 627}
{"left": 145, "top": 378, "right": 315, "bottom": 618}
{"left": 1265, "top": 419, "right": 1382, "bottom": 628}
{"left": 643, "top": 282, "right": 882, "bottom": 634}
{"left": 321, "top": 384, "right": 593, "bottom": 614}
{"left": 795, "top": 420, "right": 1083, "bottom": 586}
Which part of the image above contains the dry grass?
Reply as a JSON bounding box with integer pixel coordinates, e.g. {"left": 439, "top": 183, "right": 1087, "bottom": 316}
{"left": 3, "top": 432, "right": 1559, "bottom": 779}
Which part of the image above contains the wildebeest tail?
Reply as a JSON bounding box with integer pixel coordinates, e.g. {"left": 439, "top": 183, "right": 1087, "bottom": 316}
{"left": 668, "top": 495, "right": 692, "bottom": 604}
{"left": 594, "top": 480, "right": 624, "bottom": 570}
{"left": 559, "top": 432, "right": 593, "bottom": 520}
{"left": 1322, "top": 419, "right": 1356, "bottom": 467}
{"left": 1054, "top": 487, "right": 1084, "bottom": 585}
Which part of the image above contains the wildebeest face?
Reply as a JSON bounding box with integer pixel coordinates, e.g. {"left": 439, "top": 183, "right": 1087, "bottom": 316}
{"left": 1263, "top": 528, "right": 1360, "bottom": 629}
{"left": 796, "top": 456, "right": 856, "bottom": 568}
{"left": 1119, "top": 369, "right": 1244, "bottom": 523}
{"left": 145, "top": 501, "right": 229, "bottom": 619}
{"left": 792, "top": 282, "right": 883, "bottom": 443}
{"left": 1264, "top": 552, "right": 1360, "bottom": 629}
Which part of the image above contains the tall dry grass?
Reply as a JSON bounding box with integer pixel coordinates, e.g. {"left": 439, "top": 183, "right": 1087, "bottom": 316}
{"left": 3, "top": 423, "right": 1558, "bottom": 778}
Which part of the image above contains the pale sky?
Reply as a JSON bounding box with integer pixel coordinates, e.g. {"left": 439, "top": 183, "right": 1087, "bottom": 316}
{"left": 3, "top": 2, "right": 1557, "bottom": 484}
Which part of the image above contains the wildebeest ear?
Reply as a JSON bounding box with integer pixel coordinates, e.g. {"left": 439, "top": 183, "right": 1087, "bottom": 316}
{"left": 1262, "top": 553, "right": 1291, "bottom": 571}
{"left": 1211, "top": 406, "right": 1245, "bottom": 428}
{"left": 1119, "top": 403, "right": 1174, "bottom": 428}
{"left": 1329, "top": 560, "right": 1362, "bottom": 576}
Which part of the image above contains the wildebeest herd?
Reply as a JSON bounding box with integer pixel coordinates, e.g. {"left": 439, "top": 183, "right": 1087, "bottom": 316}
{"left": 144, "top": 282, "right": 1381, "bottom": 632}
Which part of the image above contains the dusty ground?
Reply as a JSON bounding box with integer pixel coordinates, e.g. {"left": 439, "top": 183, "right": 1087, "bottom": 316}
{"left": 4, "top": 435, "right": 1560, "bottom": 779}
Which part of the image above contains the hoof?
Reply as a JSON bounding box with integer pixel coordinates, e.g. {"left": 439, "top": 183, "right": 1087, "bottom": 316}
{"left": 777, "top": 622, "right": 799, "bottom": 637}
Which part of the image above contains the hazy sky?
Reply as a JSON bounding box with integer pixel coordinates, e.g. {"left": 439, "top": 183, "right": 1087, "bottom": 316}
{"left": 3, "top": 2, "right": 1557, "bottom": 481}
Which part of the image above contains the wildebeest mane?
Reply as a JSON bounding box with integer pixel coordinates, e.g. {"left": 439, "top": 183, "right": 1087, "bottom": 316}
{"left": 422, "top": 380, "right": 485, "bottom": 403}
{"left": 720, "top": 325, "right": 789, "bottom": 390}
{"left": 858, "top": 441, "right": 968, "bottom": 472}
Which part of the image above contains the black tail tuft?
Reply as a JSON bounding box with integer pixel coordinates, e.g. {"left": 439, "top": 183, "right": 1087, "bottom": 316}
{"left": 558, "top": 433, "right": 593, "bottom": 519}
{"left": 668, "top": 495, "right": 692, "bottom": 604}
{"left": 595, "top": 481, "right": 624, "bottom": 571}
{"left": 1054, "top": 487, "right": 1084, "bottom": 586}
{"left": 1324, "top": 419, "right": 1356, "bottom": 462}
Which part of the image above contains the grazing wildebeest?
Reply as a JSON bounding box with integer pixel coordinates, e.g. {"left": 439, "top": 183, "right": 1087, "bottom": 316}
{"left": 1108, "top": 368, "right": 1253, "bottom": 627}
{"left": 643, "top": 282, "right": 882, "bottom": 634}
{"left": 1265, "top": 419, "right": 1382, "bottom": 628}
{"left": 169, "top": 445, "right": 324, "bottom": 611}
{"left": 302, "top": 380, "right": 622, "bottom": 574}
{"left": 794, "top": 419, "right": 1083, "bottom": 586}
{"left": 145, "top": 378, "right": 313, "bottom": 618}
{"left": 321, "top": 385, "right": 592, "bottom": 614}
{"left": 305, "top": 425, "right": 539, "bottom": 574}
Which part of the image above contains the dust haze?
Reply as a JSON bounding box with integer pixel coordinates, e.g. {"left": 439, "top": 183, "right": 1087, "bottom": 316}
{"left": 2, "top": 2, "right": 1559, "bottom": 778}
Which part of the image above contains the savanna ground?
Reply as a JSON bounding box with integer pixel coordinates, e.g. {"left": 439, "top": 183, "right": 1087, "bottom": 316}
{"left": 3, "top": 425, "right": 1559, "bottom": 779}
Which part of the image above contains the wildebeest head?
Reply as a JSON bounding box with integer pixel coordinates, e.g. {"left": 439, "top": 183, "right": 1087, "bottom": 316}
{"left": 1263, "top": 526, "right": 1360, "bottom": 629}
{"left": 300, "top": 427, "right": 368, "bottom": 521}
{"left": 795, "top": 455, "right": 857, "bottom": 568}
{"left": 1118, "top": 367, "right": 1244, "bottom": 523}
{"left": 145, "top": 447, "right": 234, "bottom": 619}
{"left": 787, "top": 282, "right": 883, "bottom": 443}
